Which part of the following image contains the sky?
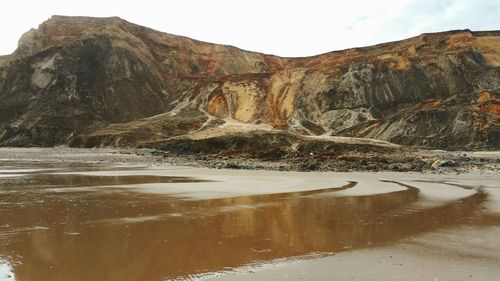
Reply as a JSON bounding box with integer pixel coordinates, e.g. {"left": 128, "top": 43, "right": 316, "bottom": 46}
{"left": 1, "top": 0, "right": 499, "bottom": 57}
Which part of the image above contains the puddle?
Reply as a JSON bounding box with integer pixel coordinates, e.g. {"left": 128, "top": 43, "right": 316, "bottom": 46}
{"left": 0, "top": 162, "right": 496, "bottom": 281}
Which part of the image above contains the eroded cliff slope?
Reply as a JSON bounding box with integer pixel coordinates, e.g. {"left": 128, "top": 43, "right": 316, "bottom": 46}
{"left": 0, "top": 16, "right": 498, "bottom": 151}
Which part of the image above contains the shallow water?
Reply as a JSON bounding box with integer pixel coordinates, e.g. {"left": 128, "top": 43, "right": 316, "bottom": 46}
{"left": 0, "top": 162, "right": 497, "bottom": 281}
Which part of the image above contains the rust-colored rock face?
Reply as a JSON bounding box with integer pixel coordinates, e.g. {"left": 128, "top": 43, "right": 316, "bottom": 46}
{"left": 206, "top": 92, "right": 229, "bottom": 119}
{"left": 477, "top": 91, "right": 500, "bottom": 115}
{"left": 0, "top": 16, "right": 499, "bottom": 150}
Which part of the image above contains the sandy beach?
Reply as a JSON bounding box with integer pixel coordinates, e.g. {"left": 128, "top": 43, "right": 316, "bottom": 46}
{"left": 0, "top": 147, "right": 499, "bottom": 281}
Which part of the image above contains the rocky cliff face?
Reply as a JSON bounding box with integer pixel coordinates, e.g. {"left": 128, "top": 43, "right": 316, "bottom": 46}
{"left": 0, "top": 16, "right": 285, "bottom": 146}
{"left": 0, "top": 16, "right": 498, "bottom": 151}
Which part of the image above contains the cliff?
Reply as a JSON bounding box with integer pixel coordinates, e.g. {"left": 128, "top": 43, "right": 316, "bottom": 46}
{"left": 0, "top": 16, "right": 498, "bottom": 152}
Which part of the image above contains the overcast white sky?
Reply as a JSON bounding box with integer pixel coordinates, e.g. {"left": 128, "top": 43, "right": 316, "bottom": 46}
{"left": 1, "top": 0, "right": 499, "bottom": 57}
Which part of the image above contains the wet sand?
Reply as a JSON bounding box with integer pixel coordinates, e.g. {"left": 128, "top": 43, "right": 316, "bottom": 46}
{"left": 0, "top": 148, "right": 499, "bottom": 281}
{"left": 202, "top": 226, "right": 500, "bottom": 281}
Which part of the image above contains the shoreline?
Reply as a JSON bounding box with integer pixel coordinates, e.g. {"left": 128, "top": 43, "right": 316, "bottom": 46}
{"left": 0, "top": 147, "right": 498, "bottom": 174}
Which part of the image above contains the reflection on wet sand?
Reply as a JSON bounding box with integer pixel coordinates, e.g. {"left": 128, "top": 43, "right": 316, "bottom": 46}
{"left": 0, "top": 163, "right": 494, "bottom": 281}
{"left": 1, "top": 174, "right": 206, "bottom": 191}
